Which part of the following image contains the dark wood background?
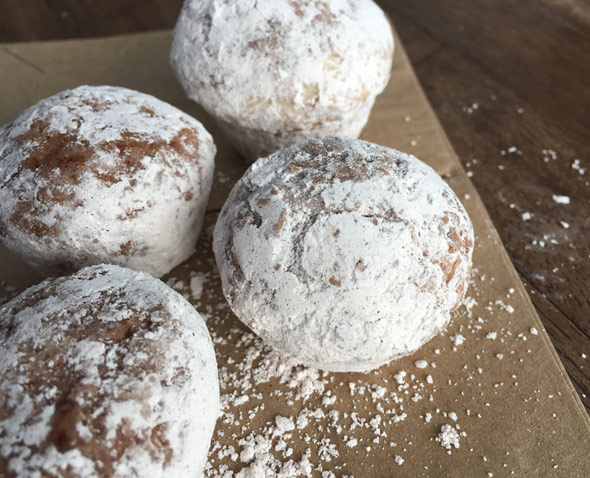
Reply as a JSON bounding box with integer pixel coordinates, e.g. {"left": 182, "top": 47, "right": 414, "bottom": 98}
{"left": 1, "top": 0, "right": 588, "bottom": 413}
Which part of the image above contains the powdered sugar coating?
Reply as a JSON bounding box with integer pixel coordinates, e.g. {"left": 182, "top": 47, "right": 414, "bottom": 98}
{"left": 0, "top": 85, "right": 216, "bottom": 277}
{"left": 0, "top": 264, "right": 219, "bottom": 477}
{"left": 171, "top": 0, "right": 393, "bottom": 160}
{"left": 213, "top": 136, "right": 474, "bottom": 371}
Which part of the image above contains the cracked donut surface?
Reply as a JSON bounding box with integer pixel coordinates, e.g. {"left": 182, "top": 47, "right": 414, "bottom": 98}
{"left": 214, "top": 136, "right": 474, "bottom": 372}
{"left": 0, "top": 264, "right": 219, "bottom": 477}
{"left": 0, "top": 85, "right": 215, "bottom": 277}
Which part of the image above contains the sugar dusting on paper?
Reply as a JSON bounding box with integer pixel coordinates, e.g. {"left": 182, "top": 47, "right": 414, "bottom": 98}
{"left": 159, "top": 221, "right": 554, "bottom": 477}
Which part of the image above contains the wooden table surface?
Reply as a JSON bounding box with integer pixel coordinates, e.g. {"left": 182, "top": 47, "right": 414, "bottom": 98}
{"left": 1, "top": 0, "right": 588, "bottom": 413}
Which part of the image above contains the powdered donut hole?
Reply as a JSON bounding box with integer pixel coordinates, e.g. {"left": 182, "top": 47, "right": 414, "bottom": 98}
{"left": 0, "top": 85, "right": 216, "bottom": 278}
{"left": 0, "top": 264, "right": 219, "bottom": 478}
{"left": 170, "top": 0, "right": 393, "bottom": 161}
{"left": 213, "top": 136, "right": 474, "bottom": 372}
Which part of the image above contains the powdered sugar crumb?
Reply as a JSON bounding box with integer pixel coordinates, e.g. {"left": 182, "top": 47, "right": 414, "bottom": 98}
{"left": 451, "top": 334, "right": 466, "bottom": 346}
{"left": 415, "top": 360, "right": 428, "bottom": 369}
{"left": 435, "top": 425, "right": 461, "bottom": 453}
{"left": 190, "top": 272, "right": 206, "bottom": 300}
{"left": 552, "top": 194, "right": 570, "bottom": 204}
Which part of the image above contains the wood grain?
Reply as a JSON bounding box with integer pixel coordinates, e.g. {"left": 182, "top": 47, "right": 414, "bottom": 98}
{"left": 383, "top": 0, "right": 590, "bottom": 412}
{"left": 0, "top": 0, "right": 588, "bottom": 412}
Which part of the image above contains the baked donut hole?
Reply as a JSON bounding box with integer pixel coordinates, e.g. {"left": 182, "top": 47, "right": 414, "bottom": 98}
{"left": 0, "top": 85, "right": 216, "bottom": 278}
{"left": 171, "top": 0, "right": 394, "bottom": 161}
{"left": 0, "top": 264, "right": 219, "bottom": 477}
{"left": 214, "top": 136, "right": 474, "bottom": 372}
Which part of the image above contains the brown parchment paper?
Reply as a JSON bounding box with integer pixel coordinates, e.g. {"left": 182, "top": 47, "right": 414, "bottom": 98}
{"left": 0, "top": 30, "right": 589, "bottom": 477}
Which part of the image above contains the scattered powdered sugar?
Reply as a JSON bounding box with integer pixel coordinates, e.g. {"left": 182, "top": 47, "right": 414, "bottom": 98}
{"left": 394, "top": 370, "right": 408, "bottom": 384}
{"left": 0, "top": 280, "right": 18, "bottom": 305}
{"left": 164, "top": 218, "right": 560, "bottom": 476}
{"left": 233, "top": 435, "right": 313, "bottom": 478}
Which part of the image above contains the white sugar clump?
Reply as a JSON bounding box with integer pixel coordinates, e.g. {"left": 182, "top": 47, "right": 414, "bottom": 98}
{"left": 346, "top": 437, "right": 358, "bottom": 448}
{"left": 0, "top": 85, "right": 215, "bottom": 278}
{"left": 435, "top": 424, "right": 461, "bottom": 452}
{"left": 572, "top": 159, "right": 586, "bottom": 175}
{"left": 0, "top": 264, "right": 219, "bottom": 477}
{"left": 394, "top": 371, "right": 408, "bottom": 384}
{"left": 275, "top": 416, "right": 295, "bottom": 433}
{"left": 190, "top": 272, "right": 206, "bottom": 300}
{"left": 202, "top": 281, "right": 450, "bottom": 476}
{"left": 214, "top": 136, "right": 474, "bottom": 371}
{"left": 415, "top": 360, "right": 428, "bottom": 369}
{"left": 552, "top": 194, "right": 570, "bottom": 204}
{"left": 451, "top": 334, "right": 466, "bottom": 346}
{"left": 171, "top": 0, "right": 393, "bottom": 160}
